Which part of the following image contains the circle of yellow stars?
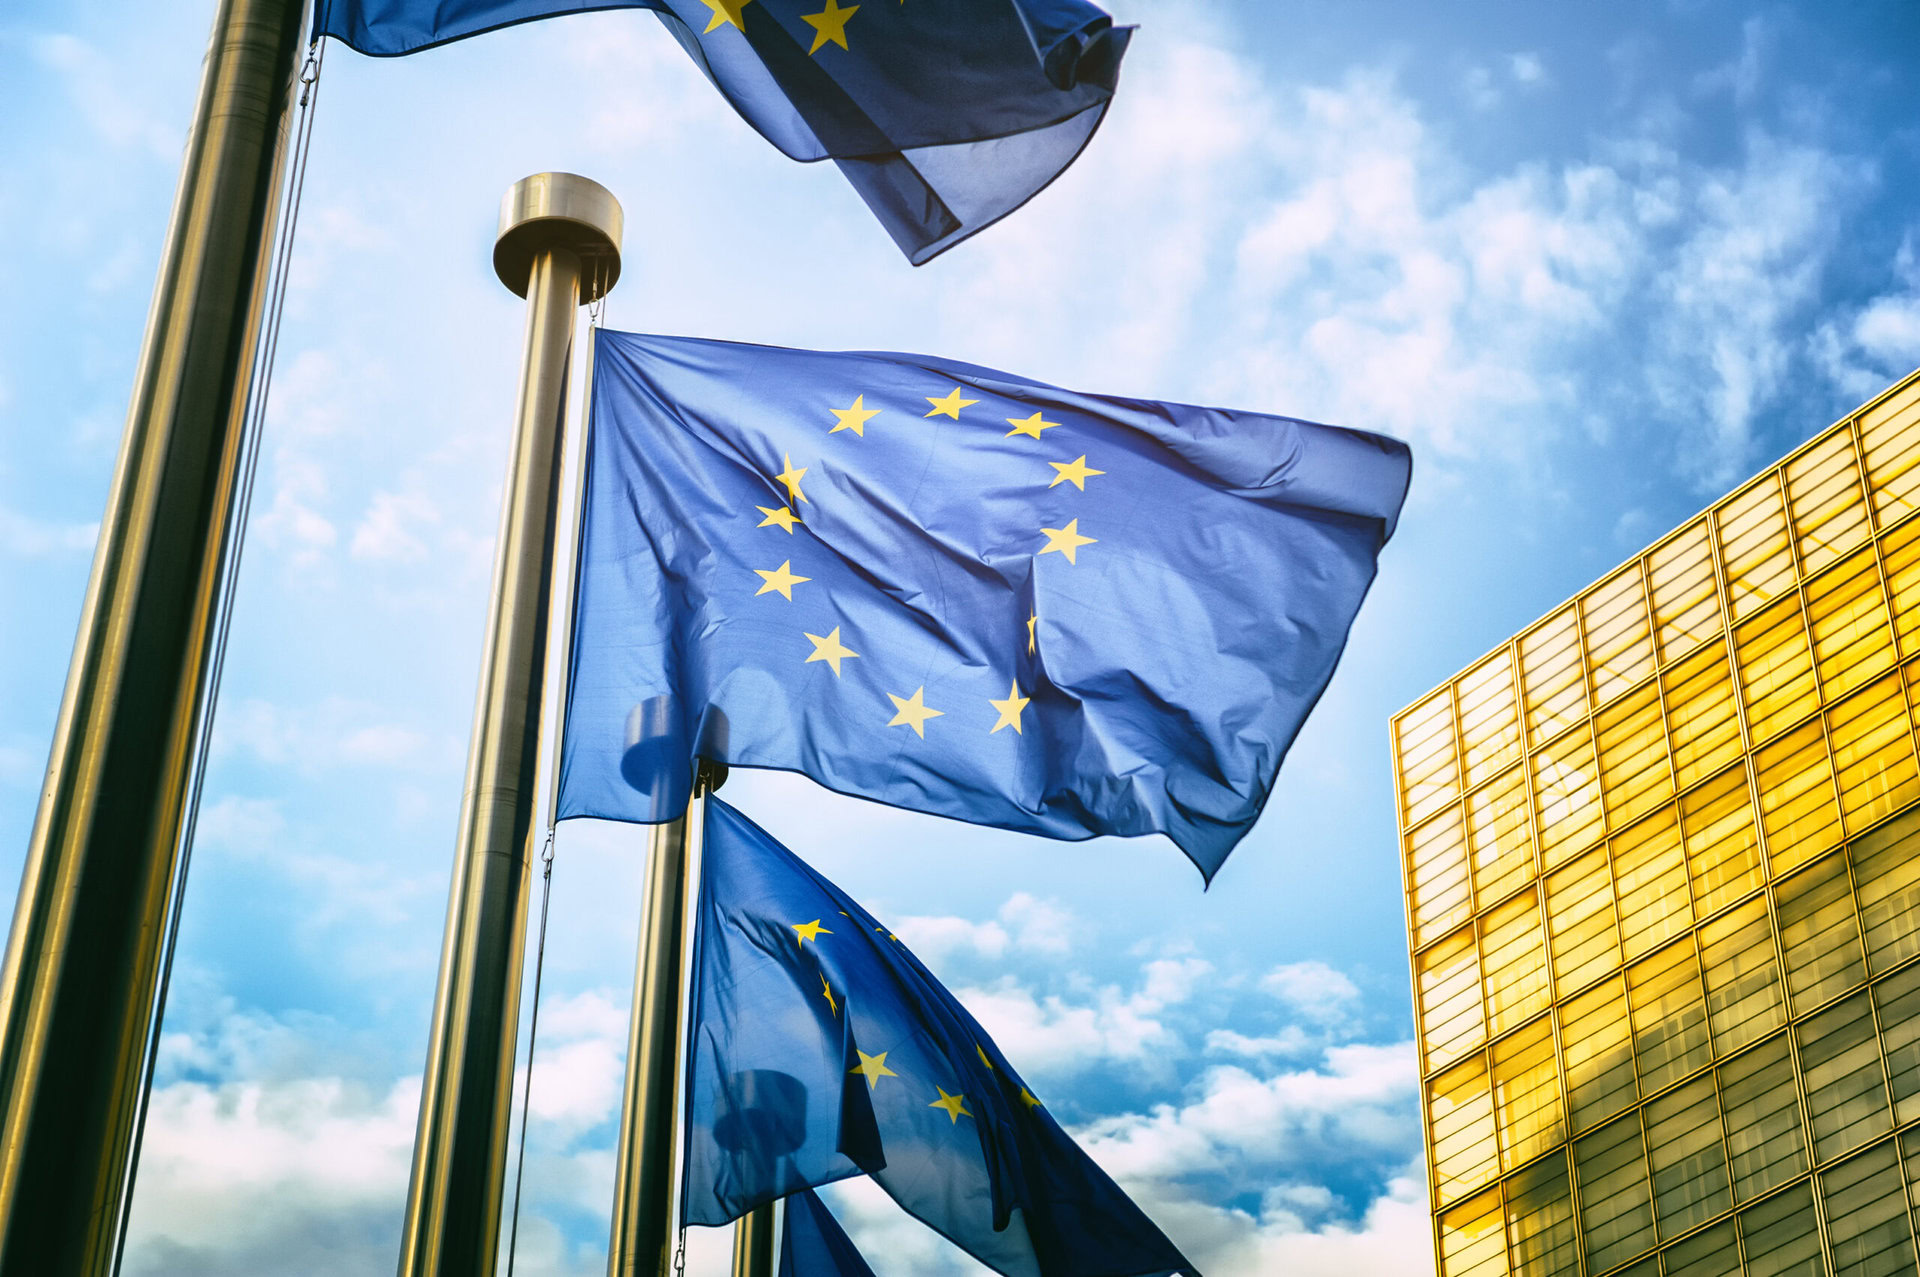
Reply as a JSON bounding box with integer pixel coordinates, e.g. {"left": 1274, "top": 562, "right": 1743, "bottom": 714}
{"left": 745, "top": 379, "right": 1103, "bottom": 745}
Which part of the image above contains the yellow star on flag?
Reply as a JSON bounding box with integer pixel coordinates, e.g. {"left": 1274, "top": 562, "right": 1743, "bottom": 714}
{"left": 830, "top": 394, "right": 880, "bottom": 436}
{"left": 1026, "top": 611, "right": 1038, "bottom": 654}
{"left": 930, "top": 1087, "right": 972, "bottom": 1123}
{"left": 850, "top": 1050, "right": 898, "bottom": 1090}
{"left": 1047, "top": 454, "right": 1104, "bottom": 489}
{"left": 804, "top": 626, "right": 859, "bottom": 676}
{"left": 755, "top": 560, "right": 810, "bottom": 600}
{"left": 756, "top": 504, "right": 801, "bottom": 533}
{"left": 791, "top": 919, "right": 833, "bottom": 943}
{"left": 775, "top": 453, "right": 809, "bottom": 505}
{"left": 886, "top": 686, "right": 944, "bottom": 738}
{"left": 1038, "top": 519, "right": 1096, "bottom": 564}
{"left": 976, "top": 1044, "right": 994, "bottom": 1070}
{"left": 1004, "top": 411, "right": 1059, "bottom": 440}
{"left": 1019, "top": 1087, "right": 1041, "bottom": 1109}
{"left": 988, "top": 680, "right": 1030, "bottom": 734}
{"left": 924, "top": 386, "right": 979, "bottom": 419}
{"left": 820, "top": 973, "right": 839, "bottom": 1016}
{"left": 801, "top": 0, "right": 859, "bottom": 53}
{"left": 699, "top": 0, "right": 754, "bottom": 32}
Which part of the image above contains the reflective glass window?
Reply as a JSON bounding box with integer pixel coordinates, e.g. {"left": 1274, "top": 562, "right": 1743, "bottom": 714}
{"left": 1680, "top": 766, "right": 1764, "bottom": 917}
{"left": 1575, "top": 1112, "right": 1656, "bottom": 1274}
{"left": 1851, "top": 808, "right": 1920, "bottom": 972}
{"left": 1664, "top": 638, "right": 1743, "bottom": 790}
{"left": 1798, "top": 990, "right": 1892, "bottom": 1165}
{"left": 1439, "top": 1186, "right": 1508, "bottom": 1277}
{"left": 1646, "top": 1073, "right": 1731, "bottom": 1238}
{"left": 1822, "top": 1139, "right": 1915, "bottom": 1277}
{"left": 1755, "top": 721, "right": 1843, "bottom": 876}
{"left": 1776, "top": 851, "right": 1866, "bottom": 1016}
{"left": 1503, "top": 1150, "right": 1578, "bottom": 1277}
{"left": 1533, "top": 725, "right": 1604, "bottom": 866}
{"left": 1459, "top": 651, "right": 1523, "bottom": 788}
{"left": 1649, "top": 519, "right": 1724, "bottom": 665}
{"left": 1399, "top": 687, "right": 1460, "bottom": 828}
{"left": 1430, "top": 1054, "right": 1499, "bottom": 1205}
{"left": 1561, "top": 976, "right": 1637, "bottom": 1133}
{"left": 1718, "top": 474, "right": 1796, "bottom": 620}
{"left": 1467, "top": 767, "right": 1534, "bottom": 907}
{"left": 1788, "top": 429, "right": 1871, "bottom": 575}
{"left": 1613, "top": 808, "right": 1691, "bottom": 962}
{"left": 1481, "top": 893, "right": 1549, "bottom": 1037}
{"left": 1522, "top": 608, "right": 1588, "bottom": 747}
{"left": 1861, "top": 386, "right": 1920, "bottom": 524}
{"left": 1662, "top": 1219, "right": 1741, "bottom": 1276}
{"left": 1409, "top": 805, "right": 1473, "bottom": 948}
{"left": 1491, "top": 1015, "right": 1561, "bottom": 1172}
{"left": 1737, "top": 595, "right": 1819, "bottom": 745}
{"left": 1597, "top": 684, "right": 1673, "bottom": 829}
{"left": 1628, "top": 936, "right": 1711, "bottom": 1092}
{"left": 1881, "top": 519, "right": 1920, "bottom": 660}
{"left": 1418, "top": 926, "right": 1485, "bottom": 1073}
{"left": 1546, "top": 846, "right": 1618, "bottom": 998}
{"left": 1699, "top": 897, "right": 1785, "bottom": 1057}
{"left": 1871, "top": 964, "right": 1920, "bottom": 1127}
{"left": 1828, "top": 673, "right": 1920, "bottom": 835}
{"left": 1585, "top": 564, "right": 1655, "bottom": 706}
{"left": 1807, "top": 547, "right": 1895, "bottom": 702}
{"left": 1719, "top": 1033, "right": 1807, "bottom": 1201}
{"left": 1736, "top": 1181, "right": 1826, "bottom": 1277}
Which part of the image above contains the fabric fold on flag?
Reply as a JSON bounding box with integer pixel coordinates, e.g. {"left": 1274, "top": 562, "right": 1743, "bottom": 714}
{"left": 557, "top": 331, "right": 1411, "bottom": 880}
{"left": 780, "top": 1189, "right": 879, "bottom": 1277}
{"left": 312, "top": 0, "right": 1129, "bottom": 263}
{"left": 681, "top": 796, "right": 1199, "bottom": 1277}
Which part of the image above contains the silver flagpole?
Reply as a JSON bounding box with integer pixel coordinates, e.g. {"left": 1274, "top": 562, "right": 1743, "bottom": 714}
{"left": 397, "top": 172, "right": 622, "bottom": 1277}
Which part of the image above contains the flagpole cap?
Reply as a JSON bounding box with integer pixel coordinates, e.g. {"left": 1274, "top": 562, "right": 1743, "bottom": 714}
{"left": 494, "top": 172, "right": 623, "bottom": 302}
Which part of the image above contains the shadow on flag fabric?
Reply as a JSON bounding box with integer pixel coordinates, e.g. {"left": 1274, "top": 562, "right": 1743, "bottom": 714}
{"left": 311, "top": 0, "right": 1130, "bottom": 264}
{"left": 556, "top": 331, "right": 1412, "bottom": 881}
{"left": 781, "top": 1189, "right": 879, "bottom": 1277}
{"left": 682, "top": 797, "right": 1199, "bottom": 1277}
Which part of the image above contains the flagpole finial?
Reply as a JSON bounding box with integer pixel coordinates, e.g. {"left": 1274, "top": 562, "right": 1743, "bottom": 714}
{"left": 494, "top": 172, "right": 623, "bottom": 302}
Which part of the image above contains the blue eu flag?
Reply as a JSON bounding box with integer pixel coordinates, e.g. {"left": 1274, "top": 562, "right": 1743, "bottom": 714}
{"left": 683, "top": 797, "right": 1199, "bottom": 1276}
{"left": 781, "top": 1189, "right": 879, "bottom": 1277}
{"left": 312, "top": 0, "right": 1129, "bottom": 263}
{"left": 557, "top": 331, "right": 1410, "bottom": 880}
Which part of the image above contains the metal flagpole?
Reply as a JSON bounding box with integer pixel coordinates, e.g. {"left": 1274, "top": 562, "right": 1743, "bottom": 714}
{"left": 0, "top": 0, "right": 306, "bottom": 1271}
{"left": 607, "top": 783, "right": 703, "bottom": 1277}
{"left": 730, "top": 1202, "right": 776, "bottom": 1277}
{"left": 397, "top": 172, "right": 622, "bottom": 1277}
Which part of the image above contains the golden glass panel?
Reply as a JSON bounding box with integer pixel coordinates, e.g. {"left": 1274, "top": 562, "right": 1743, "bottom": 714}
{"left": 1829, "top": 673, "right": 1920, "bottom": 835}
{"left": 1585, "top": 564, "right": 1655, "bottom": 706}
{"left": 1492, "top": 1015, "right": 1562, "bottom": 1172}
{"left": 1532, "top": 725, "right": 1604, "bottom": 867}
{"left": 1821, "top": 1138, "right": 1915, "bottom": 1277}
{"left": 1649, "top": 518, "right": 1724, "bottom": 665}
{"left": 1467, "top": 767, "right": 1534, "bottom": 908}
{"left": 1850, "top": 807, "right": 1920, "bottom": 972}
{"left": 1755, "top": 721, "right": 1843, "bottom": 875}
{"left": 1504, "top": 1150, "right": 1578, "bottom": 1277}
{"left": 1481, "top": 892, "right": 1549, "bottom": 1037}
{"left": 1431, "top": 1056, "right": 1500, "bottom": 1206}
{"left": 1546, "top": 847, "right": 1619, "bottom": 998}
{"left": 1719, "top": 1033, "right": 1807, "bottom": 1201}
{"left": 1522, "top": 607, "right": 1588, "bottom": 747}
{"left": 1860, "top": 382, "right": 1920, "bottom": 523}
{"left": 1776, "top": 850, "right": 1867, "bottom": 1016}
{"left": 1645, "top": 1073, "right": 1731, "bottom": 1239}
{"left": 1596, "top": 684, "right": 1673, "bottom": 829}
{"left": 1717, "top": 472, "right": 1796, "bottom": 619}
{"left": 1561, "top": 976, "right": 1638, "bottom": 1133}
{"left": 1399, "top": 687, "right": 1460, "bottom": 828}
{"left": 1798, "top": 989, "right": 1892, "bottom": 1165}
{"left": 1807, "top": 546, "right": 1895, "bottom": 702}
{"left": 1699, "top": 897, "right": 1785, "bottom": 1057}
{"left": 1872, "top": 964, "right": 1920, "bottom": 1126}
{"left": 1661, "top": 1219, "right": 1741, "bottom": 1277}
{"left": 1439, "top": 1186, "right": 1508, "bottom": 1277}
{"left": 1680, "top": 766, "right": 1764, "bottom": 917}
{"left": 1409, "top": 805, "right": 1473, "bottom": 948}
{"left": 1879, "top": 518, "right": 1920, "bottom": 659}
{"left": 1628, "top": 936, "right": 1711, "bottom": 1092}
{"left": 1736, "top": 595, "right": 1820, "bottom": 744}
{"left": 1736, "top": 1181, "right": 1823, "bottom": 1277}
{"left": 1786, "top": 428, "right": 1871, "bottom": 575}
{"left": 1575, "top": 1112, "right": 1656, "bottom": 1273}
{"left": 1664, "top": 639, "right": 1743, "bottom": 790}
{"left": 1459, "top": 650, "right": 1523, "bottom": 788}
{"left": 1418, "top": 925, "right": 1486, "bottom": 1074}
{"left": 1613, "top": 808, "right": 1691, "bottom": 962}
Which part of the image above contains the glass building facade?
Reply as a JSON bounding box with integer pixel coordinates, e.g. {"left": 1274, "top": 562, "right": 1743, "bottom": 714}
{"left": 1392, "top": 368, "right": 1920, "bottom": 1277}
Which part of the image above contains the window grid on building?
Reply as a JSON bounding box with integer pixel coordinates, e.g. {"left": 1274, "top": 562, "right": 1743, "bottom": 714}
{"left": 1394, "top": 370, "right": 1920, "bottom": 1276}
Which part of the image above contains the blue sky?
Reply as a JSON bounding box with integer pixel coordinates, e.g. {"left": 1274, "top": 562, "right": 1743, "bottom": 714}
{"left": 3, "top": 1, "right": 1919, "bottom": 1273}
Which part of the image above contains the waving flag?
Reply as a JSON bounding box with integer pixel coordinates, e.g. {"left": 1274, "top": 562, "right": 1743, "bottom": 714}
{"left": 557, "top": 331, "right": 1410, "bottom": 880}
{"left": 313, "top": 0, "right": 1130, "bottom": 263}
{"left": 780, "top": 1190, "right": 879, "bottom": 1277}
{"left": 682, "top": 797, "right": 1198, "bottom": 1276}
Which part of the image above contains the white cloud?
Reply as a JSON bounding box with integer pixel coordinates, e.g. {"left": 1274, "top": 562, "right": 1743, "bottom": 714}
{"left": 893, "top": 891, "right": 1075, "bottom": 963}
{"left": 215, "top": 697, "right": 443, "bottom": 773}
{"left": 351, "top": 490, "right": 441, "bottom": 561}
{"left": 1812, "top": 231, "right": 1920, "bottom": 402}
{"left": 0, "top": 506, "right": 98, "bottom": 557}
{"left": 1261, "top": 960, "right": 1362, "bottom": 1025}
{"left": 955, "top": 956, "right": 1212, "bottom": 1079}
